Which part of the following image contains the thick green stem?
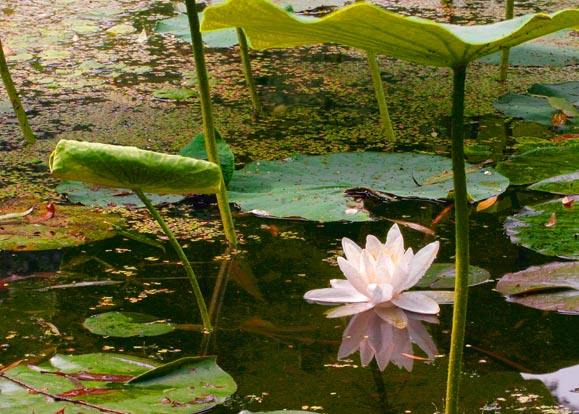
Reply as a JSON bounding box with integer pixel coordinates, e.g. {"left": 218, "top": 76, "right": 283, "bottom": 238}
{"left": 185, "top": 0, "right": 237, "bottom": 248}
{"left": 445, "top": 66, "right": 470, "bottom": 414}
{"left": 498, "top": 0, "right": 515, "bottom": 82}
{"left": 366, "top": 52, "right": 395, "bottom": 140}
{"left": 135, "top": 189, "right": 212, "bottom": 333}
{"left": 0, "top": 37, "right": 35, "bottom": 145}
{"left": 236, "top": 28, "right": 262, "bottom": 116}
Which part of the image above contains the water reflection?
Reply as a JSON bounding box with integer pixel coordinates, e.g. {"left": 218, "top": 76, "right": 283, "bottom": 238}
{"left": 338, "top": 307, "right": 438, "bottom": 372}
{"left": 522, "top": 364, "right": 579, "bottom": 411}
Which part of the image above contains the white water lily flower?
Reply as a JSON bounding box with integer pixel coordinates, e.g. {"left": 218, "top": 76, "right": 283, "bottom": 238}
{"left": 304, "top": 224, "right": 440, "bottom": 326}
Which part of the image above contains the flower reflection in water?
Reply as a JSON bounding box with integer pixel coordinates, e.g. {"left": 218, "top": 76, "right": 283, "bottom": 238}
{"left": 305, "top": 224, "right": 441, "bottom": 371}
{"left": 339, "top": 307, "right": 438, "bottom": 371}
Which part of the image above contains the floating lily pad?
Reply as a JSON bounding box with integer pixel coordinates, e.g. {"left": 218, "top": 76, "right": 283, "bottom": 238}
{"left": 418, "top": 263, "right": 491, "bottom": 289}
{"left": 529, "top": 172, "right": 579, "bottom": 194}
{"left": 495, "top": 145, "right": 579, "bottom": 185}
{"left": 179, "top": 130, "right": 235, "bottom": 185}
{"left": 228, "top": 152, "right": 509, "bottom": 222}
{"left": 504, "top": 195, "right": 579, "bottom": 260}
{"left": 0, "top": 198, "right": 121, "bottom": 251}
{"left": 0, "top": 353, "right": 236, "bottom": 413}
{"left": 56, "top": 180, "right": 185, "bottom": 208}
{"left": 493, "top": 81, "right": 579, "bottom": 127}
{"left": 83, "top": 312, "right": 175, "bottom": 337}
{"left": 156, "top": 13, "right": 238, "bottom": 48}
{"left": 496, "top": 262, "right": 579, "bottom": 314}
{"left": 479, "top": 30, "right": 579, "bottom": 67}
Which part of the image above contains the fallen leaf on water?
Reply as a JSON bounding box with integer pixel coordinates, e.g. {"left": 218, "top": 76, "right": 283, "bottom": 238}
{"left": 551, "top": 111, "right": 567, "bottom": 126}
{"left": 476, "top": 195, "right": 498, "bottom": 212}
{"left": 26, "top": 203, "right": 55, "bottom": 223}
{"left": 386, "top": 218, "right": 435, "bottom": 236}
{"left": 562, "top": 196, "right": 575, "bottom": 209}
{"left": 545, "top": 212, "right": 556, "bottom": 227}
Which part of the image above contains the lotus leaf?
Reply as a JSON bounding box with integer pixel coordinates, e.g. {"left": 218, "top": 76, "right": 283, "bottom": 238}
{"left": 0, "top": 353, "right": 236, "bottom": 413}
{"left": 55, "top": 180, "right": 185, "bottom": 208}
{"left": 478, "top": 30, "right": 579, "bottom": 67}
{"left": 156, "top": 13, "right": 238, "bottom": 48}
{"left": 83, "top": 312, "right": 175, "bottom": 337}
{"left": 496, "top": 145, "right": 579, "bottom": 185}
{"left": 496, "top": 262, "right": 579, "bottom": 314}
{"left": 201, "top": 0, "right": 579, "bottom": 68}
{"left": 180, "top": 130, "right": 235, "bottom": 185}
{"left": 49, "top": 139, "right": 221, "bottom": 195}
{"left": 493, "top": 81, "right": 579, "bottom": 127}
{"left": 418, "top": 263, "right": 491, "bottom": 289}
{"left": 228, "top": 152, "right": 509, "bottom": 222}
{"left": 504, "top": 195, "right": 579, "bottom": 260}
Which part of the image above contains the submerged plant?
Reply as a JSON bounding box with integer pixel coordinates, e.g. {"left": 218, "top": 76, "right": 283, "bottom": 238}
{"left": 49, "top": 139, "right": 222, "bottom": 332}
{"left": 202, "top": 2, "right": 579, "bottom": 412}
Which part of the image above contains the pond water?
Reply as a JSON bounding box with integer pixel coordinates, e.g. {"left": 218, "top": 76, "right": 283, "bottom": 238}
{"left": 1, "top": 0, "right": 579, "bottom": 413}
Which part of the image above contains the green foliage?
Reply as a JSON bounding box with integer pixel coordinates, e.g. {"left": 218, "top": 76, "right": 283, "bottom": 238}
{"left": 419, "top": 263, "right": 491, "bottom": 289}
{"left": 0, "top": 353, "right": 236, "bottom": 413}
{"left": 50, "top": 139, "right": 221, "bottom": 195}
{"left": 493, "top": 81, "right": 579, "bottom": 126}
{"left": 153, "top": 87, "right": 196, "bottom": 101}
{"left": 156, "top": 12, "right": 238, "bottom": 48}
{"left": 496, "top": 145, "right": 579, "bottom": 185}
{"left": 497, "top": 262, "right": 579, "bottom": 313}
{"left": 180, "top": 130, "right": 235, "bottom": 185}
{"left": 228, "top": 152, "right": 508, "bottom": 222}
{"left": 201, "top": 0, "right": 579, "bottom": 68}
{"left": 83, "top": 312, "right": 175, "bottom": 337}
{"left": 504, "top": 196, "right": 579, "bottom": 260}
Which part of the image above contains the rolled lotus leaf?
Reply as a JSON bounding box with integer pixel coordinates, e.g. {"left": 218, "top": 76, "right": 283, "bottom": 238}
{"left": 202, "top": 0, "right": 579, "bottom": 68}
{"left": 50, "top": 139, "right": 221, "bottom": 195}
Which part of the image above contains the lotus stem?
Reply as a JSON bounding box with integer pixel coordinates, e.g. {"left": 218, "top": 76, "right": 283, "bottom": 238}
{"left": 185, "top": 0, "right": 237, "bottom": 248}
{"left": 445, "top": 65, "right": 470, "bottom": 414}
{"left": 0, "top": 36, "right": 35, "bottom": 145}
{"left": 366, "top": 52, "right": 395, "bottom": 140}
{"left": 498, "top": 0, "right": 515, "bottom": 82}
{"left": 236, "top": 28, "right": 262, "bottom": 117}
{"left": 135, "top": 189, "right": 212, "bottom": 333}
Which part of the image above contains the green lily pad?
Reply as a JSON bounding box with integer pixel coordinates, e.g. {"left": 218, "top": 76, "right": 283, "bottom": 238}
{"left": 202, "top": 0, "right": 579, "bottom": 68}
{"left": 156, "top": 13, "right": 238, "bottom": 48}
{"left": 56, "top": 180, "right": 185, "bottom": 208}
{"left": 493, "top": 81, "right": 579, "bottom": 126}
{"left": 0, "top": 353, "right": 236, "bottom": 413}
{"left": 228, "top": 152, "right": 509, "bottom": 222}
{"left": 479, "top": 30, "right": 579, "bottom": 67}
{"left": 83, "top": 312, "right": 175, "bottom": 337}
{"left": 529, "top": 172, "right": 579, "bottom": 194}
{"left": 50, "top": 140, "right": 221, "bottom": 195}
{"left": 504, "top": 195, "right": 579, "bottom": 260}
{"left": 180, "top": 130, "right": 235, "bottom": 185}
{"left": 495, "top": 145, "right": 579, "bottom": 185}
{"left": 0, "top": 198, "right": 121, "bottom": 251}
{"left": 496, "top": 262, "right": 579, "bottom": 314}
{"left": 418, "top": 263, "right": 491, "bottom": 289}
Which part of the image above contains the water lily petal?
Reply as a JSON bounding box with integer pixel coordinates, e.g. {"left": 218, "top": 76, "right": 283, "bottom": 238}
{"left": 384, "top": 224, "right": 405, "bottom": 259}
{"left": 342, "top": 237, "right": 362, "bottom": 264}
{"left": 374, "top": 305, "right": 408, "bottom": 328}
{"left": 407, "top": 318, "right": 438, "bottom": 359}
{"left": 373, "top": 320, "right": 395, "bottom": 371}
{"left": 398, "top": 241, "right": 440, "bottom": 291}
{"left": 304, "top": 287, "right": 368, "bottom": 303}
{"left": 392, "top": 291, "right": 440, "bottom": 314}
{"left": 360, "top": 250, "right": 377, "bottom": 284}
{"left": 375, "top": 249, "right": 395, "bottom": 285}
{"left": 367, "top": 283, "right": 394, "bottom": 304}
{"left": 326, "top": 302, "right": 375, "bottom": 318}
{"left": 338, "top": 310, "right": 374, "bottom": 359}
{"left": 337, "top": 256, "right": 371, "bottom": 296}
{"left": 365, "top": 234, "right": 383, "bottom": 257}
